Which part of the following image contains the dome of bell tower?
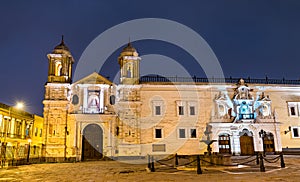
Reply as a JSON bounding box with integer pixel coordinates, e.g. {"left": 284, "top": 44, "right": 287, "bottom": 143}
{"left": 52, "top": 35, "right": 71, "bottom": 55}
{"left": 120, "top": 42, "right": 139, "bottom": 57}
{"left": 122, "top": 42, "right": 136, "bottom": 52}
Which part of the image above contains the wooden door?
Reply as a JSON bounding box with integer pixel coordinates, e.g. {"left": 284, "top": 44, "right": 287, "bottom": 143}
{"left": 240, "top": 135, "right": 254, "bottom": 155}
{"left": 82, "top": 124, "right": 103, "bottom": 160}
{"left": 263, "top": 134, "right": 275, "bottom": 154}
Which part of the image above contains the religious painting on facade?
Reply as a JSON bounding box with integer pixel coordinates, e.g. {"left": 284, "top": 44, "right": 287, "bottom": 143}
{"left": 87, "top": 90, "right": 100, "bottom": 113}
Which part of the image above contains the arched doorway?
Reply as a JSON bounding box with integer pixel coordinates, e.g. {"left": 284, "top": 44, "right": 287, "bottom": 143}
{"left": 218, "top": 134, "right": 231, "bottom": 154}
{"left": 263, "top": 132, "right": 275, "bottom": 154}
{"left": 82, "top": 124, "right": 103, "bottom": 160}
{"left": 239, "top": 129, "right": 255, "bottom": 155}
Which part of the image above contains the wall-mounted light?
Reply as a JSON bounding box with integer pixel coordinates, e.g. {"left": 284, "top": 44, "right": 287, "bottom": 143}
{"left": 284, "top": 126, "right": 291, "bottom": 134}
{"left": 259, "top": 129, "right": 266, "bottom": 138}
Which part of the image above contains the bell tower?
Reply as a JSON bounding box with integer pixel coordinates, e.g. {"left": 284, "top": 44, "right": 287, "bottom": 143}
{"left": 47, "top": 36, "right": 74, "bottom": 83}
{"left": 43, "top": 36, "right": 74, "bottom": 162}
{"left": 118, "top": 42, "right": 141, "bottom": 84}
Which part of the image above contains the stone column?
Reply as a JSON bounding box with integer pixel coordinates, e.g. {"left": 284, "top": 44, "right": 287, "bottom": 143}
{"left": 100, "top": 88, "right": 104, "bottom": 113}
{"left": 232, "top": 131, "right": 241, "bottom": 155}
{"left": 21, "top": 120, "right": 25, "bottom": 139}
{"left": 10, "top": 118, "right": 15, "bottom": 138}
{"left": 83, "top": 87, "right": 88, "bottom": 112}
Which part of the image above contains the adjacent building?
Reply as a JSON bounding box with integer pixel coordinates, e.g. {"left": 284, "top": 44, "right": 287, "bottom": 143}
{"left": 0, "top": 103, "right": 43, "bottom": 165}
{"left": 42, "top": 38, "right": 300, "bottom": 162}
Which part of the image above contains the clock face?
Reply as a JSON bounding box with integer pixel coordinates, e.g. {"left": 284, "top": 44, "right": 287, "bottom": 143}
{"left": 72, "top": 94, "right": 79, "bottom": 105}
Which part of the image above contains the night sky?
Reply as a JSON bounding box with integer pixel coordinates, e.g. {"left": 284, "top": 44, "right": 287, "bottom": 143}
{"left": 1, "top": 0, "right": 300, "bottom": 115}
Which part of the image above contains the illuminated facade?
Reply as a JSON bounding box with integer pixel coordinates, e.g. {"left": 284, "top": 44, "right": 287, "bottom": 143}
{"left": 0, "top": 103, "right": 43, "bottom": 165}
{"left": 43, "top": 39, "right": 299, "bottom": 161}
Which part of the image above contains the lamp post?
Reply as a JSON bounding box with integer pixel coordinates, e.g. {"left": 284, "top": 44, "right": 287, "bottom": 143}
{"left": 259, "top": 129, "right": 266, "bottom": 156}
{"left": 27, "top": 139, "right": 32, "bottom": 163}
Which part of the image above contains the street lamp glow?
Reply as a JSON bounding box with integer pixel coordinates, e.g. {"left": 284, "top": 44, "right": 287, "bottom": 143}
{"left": 15, "top": 102, "right": 24, "bottom": 109}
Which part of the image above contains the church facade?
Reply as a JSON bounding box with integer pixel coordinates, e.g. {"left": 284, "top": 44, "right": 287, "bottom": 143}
{"left": 42, "top": 38, "right": 300, "bottom": 162}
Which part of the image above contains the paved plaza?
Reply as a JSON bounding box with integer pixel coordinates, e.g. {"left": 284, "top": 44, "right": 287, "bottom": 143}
{"left": 0, "top": 155, "right": 300, "bottom": 181}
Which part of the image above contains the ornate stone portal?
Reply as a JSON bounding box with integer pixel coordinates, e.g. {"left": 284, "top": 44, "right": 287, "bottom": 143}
{"left": 210, "top": 79, "right": 281, "bottom": 155}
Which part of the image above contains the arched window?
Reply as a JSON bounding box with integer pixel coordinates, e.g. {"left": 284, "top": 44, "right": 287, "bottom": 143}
{"left": 72, "top": 95, "right": 79, "bottom": 105}
{"left": 127, "top": 67, "right": 132, "bottom": 78}
{"left": 110, "top": 95, "right": 115, "bottom": 105}
{"left": 55, "top": 62, "right": 62, "bottom": 76}
{"left": 125, "top": 63, "right": 133, "bottom": 78}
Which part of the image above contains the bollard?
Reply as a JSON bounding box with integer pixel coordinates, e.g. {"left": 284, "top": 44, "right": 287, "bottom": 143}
{"left": 256, "top": 153, "right": 259, "bottom": 165}
{"left": 196, "top": 155, "right": 202, "bottom": 174}
{"left": 259, "top": 153, "right": 265, "bottom": 172}
{"left": 147, "top": 155, "right": 151, "bottom": 169}
{"left": 151, "top": 156, "right": 155, "bottom": 172}
{"left": 280, "top": 153, "right": 285, "bottom": 168}
{"left": 175, "top": 153, "right": 178, "bottom": 167}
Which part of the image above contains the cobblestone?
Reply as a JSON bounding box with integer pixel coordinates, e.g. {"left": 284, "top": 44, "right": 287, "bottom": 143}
{"left": 0, "top": 155, "right": 299, "bottom": 181}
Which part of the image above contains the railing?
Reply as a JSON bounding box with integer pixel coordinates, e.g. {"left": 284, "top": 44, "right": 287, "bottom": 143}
{"left": 140, "top": 75, "right": 300, "bottom": 85}
{"left": 83, "top": 107, "right": 105, "bottom": 114}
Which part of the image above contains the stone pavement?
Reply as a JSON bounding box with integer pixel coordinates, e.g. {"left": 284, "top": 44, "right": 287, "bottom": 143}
{"left": 0, "top": 155, "right": 300, "bottom": 181}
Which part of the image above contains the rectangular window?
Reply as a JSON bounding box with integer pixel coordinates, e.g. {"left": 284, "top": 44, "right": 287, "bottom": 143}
{"left": 155, "top": 106, "right": 161, "bottom": 115}
{"left": 288, "top": 102, "right": 299, "bottom": 116}
{"left": 179, "top": 106, "right": 184, "bottom": 115}
{"left": 16, "top": 121, "right": 21, "bottom": 136}
{"left": 152, "top": 100, "right": 163, "bottom": 116}
{"left": 179, "top": 129, "right": 186, "bottom": 138}
{"left": 190, "top": 129, "right": 197, "bottom": 138}
{"left": 152, "top": 144, "right": 166, "bottom": 152}
{"left": 292, "top": 127, "right": 300, "bottom": 138}
{"left": 155, "top": 128, "right": 162, "bottom": 138}
{"left": 40, "top": 129, "right": 42, "bottom": 137}
{"left": 35, "top": 127, "right": 38, "bottom": 137}
{"left": 291, "top": 107, "right": 296, "bottom": 116}
{"left": 190, "top": 106, "right": 195, "bottom": 115}
{"left": 7, "top": 120, "right": 11, "bottom": 134}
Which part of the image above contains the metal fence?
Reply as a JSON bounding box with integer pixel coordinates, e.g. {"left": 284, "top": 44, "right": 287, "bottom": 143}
{"left": 0, "top": 145, "right": 42, "bottom": 168}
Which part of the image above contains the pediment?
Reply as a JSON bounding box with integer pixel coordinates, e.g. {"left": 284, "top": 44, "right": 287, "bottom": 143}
{"left": 258, "top": 92, "right": 271, "bottom": 102}
{"left": 258, "top": 97, "right": 271, "bottom": 102}
{"left": 73, "top": 72, "right": 113, "bottom": 85}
